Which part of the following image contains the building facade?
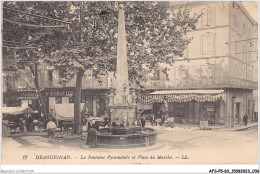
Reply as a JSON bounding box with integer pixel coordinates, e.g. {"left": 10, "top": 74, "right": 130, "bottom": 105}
{"left": 142, "top": 1, "right": 258, "bottom": 127}
{"left": 2, "top": 1, "right": 257, "bottom": 128}
{"left": 2, "top": 57, "right": 111, "bottom": 118}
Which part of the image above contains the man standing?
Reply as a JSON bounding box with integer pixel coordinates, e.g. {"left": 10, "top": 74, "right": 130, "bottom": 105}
{"left": 140, "top": 116, "right": 146, "bottom": 128}
{"left": 243, "top": 113, "right": 248, "bottom": 126}
{"left": 150, "top": 114, "right": 156, "bottom": 126}
{"left": 47, "top": 116, "right": 57, "bottom": 144}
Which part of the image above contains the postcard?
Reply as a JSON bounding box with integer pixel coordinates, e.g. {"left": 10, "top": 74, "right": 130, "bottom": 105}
{"left": 1, "top": 1, "right": 258, "bottom": 169}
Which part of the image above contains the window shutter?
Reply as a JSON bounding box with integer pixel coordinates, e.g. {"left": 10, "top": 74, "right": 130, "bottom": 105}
{"left": 202, "top": 33, "right": 215, "bottom": 56}
{"left": 207, "top": 8, "right": 215, "bottom": 26}
{"left": 200, "top": 65, "right": 207, "bottom": 77}
{"left": 207, "top": 65, "right": 214, "bottom": 78}
{"left": 202, "top": 8, "right": 208, "bottom": 27}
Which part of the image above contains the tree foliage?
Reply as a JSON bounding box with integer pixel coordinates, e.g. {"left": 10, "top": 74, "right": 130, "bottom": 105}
{"left": 3, "top": 1, "right": 200, "bottom": 88}
{"left": 3, "top": 2, "right": 200, "bottom": 133}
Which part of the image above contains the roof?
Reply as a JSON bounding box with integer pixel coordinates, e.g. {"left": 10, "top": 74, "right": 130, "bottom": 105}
{"left": 150, "top": 89, "right": 225, "bottom": 95}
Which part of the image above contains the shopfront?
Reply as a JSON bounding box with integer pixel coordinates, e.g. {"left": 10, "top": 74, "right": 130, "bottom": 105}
{"left": 15, "top": 90, "right": 39, "bottom": 111}
{"left": 42, "top": 88, "right": 75, "bottom": 113}
{"left": 139, "top": 90, "right": 226, "bottom": 125}
{"left": 41, "top": 88, "right": 110, "bottom": 117}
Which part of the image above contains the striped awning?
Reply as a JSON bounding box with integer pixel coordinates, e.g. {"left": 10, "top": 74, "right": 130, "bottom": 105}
{"left": 139, "top": 90, "right": 226, "bottom": 104}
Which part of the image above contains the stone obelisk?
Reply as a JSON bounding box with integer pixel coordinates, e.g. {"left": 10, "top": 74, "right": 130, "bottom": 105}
{"left": 108, "top": 4, "right": 136, "bottom": 128}
{"left": 115, "top": 4, "right": 129, "bottom": 101}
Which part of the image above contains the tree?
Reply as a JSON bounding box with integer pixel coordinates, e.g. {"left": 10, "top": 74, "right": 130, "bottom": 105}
{"left": 3, "top": 2, "right": 201, "bottom": 134}
{"left": 3, "top": 1, "right": 70, "bottom": 118}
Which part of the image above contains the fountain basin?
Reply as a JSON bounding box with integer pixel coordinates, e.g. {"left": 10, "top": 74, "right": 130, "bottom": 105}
{"left": 97, "top": 127, "right": 157, "bottom": 148}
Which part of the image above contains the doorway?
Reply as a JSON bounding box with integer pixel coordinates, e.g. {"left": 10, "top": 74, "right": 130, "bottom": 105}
{"left": 234, "top": 103, "right": 240, "bottom": 125}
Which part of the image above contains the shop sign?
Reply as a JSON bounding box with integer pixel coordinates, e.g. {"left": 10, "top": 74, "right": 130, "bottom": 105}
{"left": 43, "top": 89, "right": 74, "bottom": 97}
{"left": 16, "top": 91, "right": 37, "bottom": 100}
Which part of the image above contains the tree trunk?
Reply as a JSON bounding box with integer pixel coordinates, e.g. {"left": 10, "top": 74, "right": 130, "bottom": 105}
{"left": 29, "top": 63, "right": 48, "bottom": 119}
{"left": 74, "top": 69, "right": 84, "bottom": 135}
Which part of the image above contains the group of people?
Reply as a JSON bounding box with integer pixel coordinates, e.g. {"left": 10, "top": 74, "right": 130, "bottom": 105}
{"left": 2, "top": 114, "right": 46, "bottom": 135}
{"left": 19, "top": 114, "right": 43, "bottom": 132}
{"left": 149, "top": 114, "right": 167, "bottom": 126}
{"left": 1, "top": 113, "right": 57, "bottom": 144}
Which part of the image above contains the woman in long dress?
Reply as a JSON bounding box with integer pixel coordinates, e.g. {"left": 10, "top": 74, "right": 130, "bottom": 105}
{"left": 86, "top": 127, "right": 97, "bottom": 148}
{"left": 2, "top": 120, "right": 10, "bottom": 137}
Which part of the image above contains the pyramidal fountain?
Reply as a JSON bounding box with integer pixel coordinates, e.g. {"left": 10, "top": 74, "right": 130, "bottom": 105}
{"left": 109, "top": 4, "right": 136, "bottom": 130}
{"left": 96, "top": 4, "right": 157, "bottom": 148}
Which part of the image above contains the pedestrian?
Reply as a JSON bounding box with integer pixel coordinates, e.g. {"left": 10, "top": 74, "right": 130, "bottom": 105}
{"left": 137, "top": 117, "right": 141, "bottom": 127}
{"left": 150, "top": 114, "right": 157, "bottom": 126}
{"left": 86, "top": 128, "right": 97, "bottom": 148}
{"left": 86, "top": 119, "right": 92, "bottom": 132}
{"left": 140, "top": 116, "right": 145, "bottom": 128}
{"left": 19, "top": 117, "right": 25, "bottom": 132}
{"left": 46, "top": 116, "right": 57, "bottom": 144}
{"left": 150, "top": 115, "right": 154, "bottom": 126}
{"left": 2, "top": 119, "right": 10, "bottom": 137}
{"left": 92, "top": 120, "right": 100, "bottom": 132}
{"left": 159, "top": 115, "right": 165, "bottom": 126}
{"left": 243, "top": 113, "right": 248, "bottom": 126}
{"left": 81, "top": 103, "right": 88, "bottom": 126}
{"left": 26, "top": 114, "right": 34, "bottom": 132}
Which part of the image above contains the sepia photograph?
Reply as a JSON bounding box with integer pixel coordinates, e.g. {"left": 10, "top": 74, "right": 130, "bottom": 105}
{"left": 1, "top": 0, "right": 259, "bottom": 172}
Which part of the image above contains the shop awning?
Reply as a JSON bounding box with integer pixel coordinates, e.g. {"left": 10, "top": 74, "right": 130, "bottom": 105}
{"left": 54, "top": 103, "right": 85, "bottom": 121}
{"left": 2, "top": 106, "right": 34, "bottom": 115}
{"left": 54, "top": 104, "right": 105, "bottom": 122}
{"left": 139, "top": 90, "right": 226, "bottom": 104}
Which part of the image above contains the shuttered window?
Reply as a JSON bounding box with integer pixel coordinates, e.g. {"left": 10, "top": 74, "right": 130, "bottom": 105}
{"left": 175, "top": 66, "right": 189, "bottom": 87}
{"left": 202, "top": 7, "right": 215, "bottom": 27}
{"left": 201, "top": 33, "right": 215, "bottom": 57}
{"left": 200, "top": 64, "right": 215, "bottom": 86}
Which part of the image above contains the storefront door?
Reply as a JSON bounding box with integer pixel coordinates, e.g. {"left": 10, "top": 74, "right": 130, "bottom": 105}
{"left": 207, "top": 105, "right": 216, "bottom": 125}
{"left": 235, "top": 103, "right": 240, "bottom": 125}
